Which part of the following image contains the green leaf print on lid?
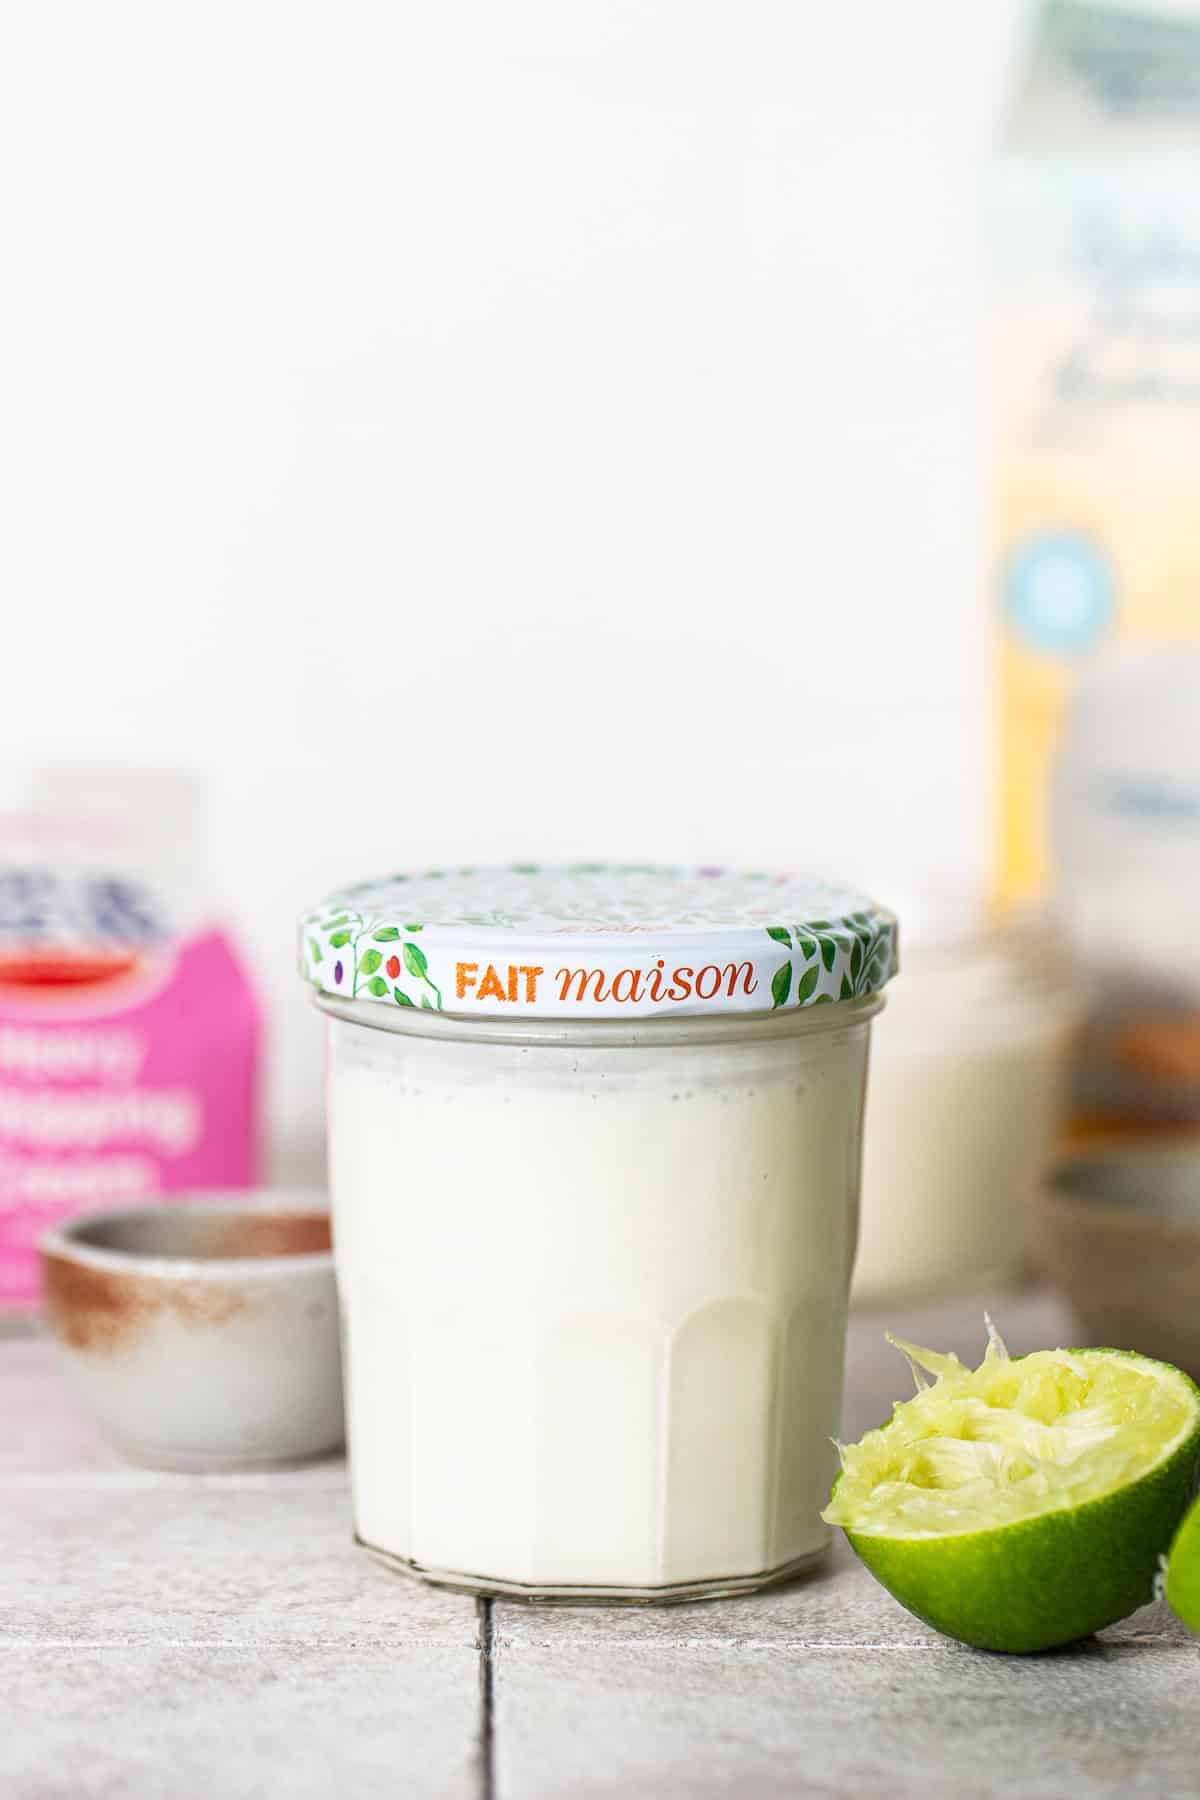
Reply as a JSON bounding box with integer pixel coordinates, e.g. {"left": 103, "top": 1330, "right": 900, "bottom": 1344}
{"left": 796, "top": 964, "right": 821, "bottom": 1005}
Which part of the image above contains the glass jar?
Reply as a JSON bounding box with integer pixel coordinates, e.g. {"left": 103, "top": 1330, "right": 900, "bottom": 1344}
{"left": 301, "top": 865, "right": 898, "bottom": 1603}
{"left": 853, "top": 903, "right": 1075, "bottom": 1304}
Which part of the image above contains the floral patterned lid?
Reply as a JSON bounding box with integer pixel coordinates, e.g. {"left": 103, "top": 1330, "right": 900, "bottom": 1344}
{"left": 300, "top": 864, "right": 898, "bottom": 1021}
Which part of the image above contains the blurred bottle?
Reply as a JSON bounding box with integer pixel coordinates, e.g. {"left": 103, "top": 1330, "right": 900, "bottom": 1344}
{"left": 0, "top": 764, "right": 262, "bottom": 1313}
{"left": 1053, "top": 644, "right": 1200, "bottom": 1137}
{"left": 991, "top": 0, "right": 1200, "bottom": 916}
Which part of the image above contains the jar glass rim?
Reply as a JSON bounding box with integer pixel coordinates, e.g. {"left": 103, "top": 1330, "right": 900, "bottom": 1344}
{"left": 313, "top": 990, "right": 884, "bottom": 1048}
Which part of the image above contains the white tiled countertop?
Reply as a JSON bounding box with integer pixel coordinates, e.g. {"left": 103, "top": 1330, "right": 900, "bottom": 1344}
{"left": 5, "top": 1289, "right": 1198, "bottom": 1799}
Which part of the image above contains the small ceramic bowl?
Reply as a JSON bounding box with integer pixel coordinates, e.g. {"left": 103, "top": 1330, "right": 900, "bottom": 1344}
{"left": 40, "top": 1196, "right": 344, "bottom": 1470}
{"left": 1041, "top": 1144, "right": 1200, "bottom": 1379}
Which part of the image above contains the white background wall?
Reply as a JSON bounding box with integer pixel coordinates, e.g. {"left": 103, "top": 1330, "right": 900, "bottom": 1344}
{"left": 1, "top": 2, "right": 1033, "bottom": 1171}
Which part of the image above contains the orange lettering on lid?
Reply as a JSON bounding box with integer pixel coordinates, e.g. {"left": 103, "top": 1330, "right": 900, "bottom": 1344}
{"left": 477, "top": 963, "right": 508, "bottom": 1001}
{"left": 556, "top": 967, "right": 610, "bottom": 1004}
{"left": 456, "top": 963, "right": 479, "bottom": 999}
{"left": 721, "top": 961, "right": 757, "bottom": 997}
{"left": 694, "top": 964, "right": 722, "bottom": 1001}
{"left": 668, "top": 967, "right": 695, "bottom": 1001}
{"left": 610, "top": 968, "right": 644, "bottom": 1004}
{"left": 519, "top": 965, "right": 543, "bottom": 1003}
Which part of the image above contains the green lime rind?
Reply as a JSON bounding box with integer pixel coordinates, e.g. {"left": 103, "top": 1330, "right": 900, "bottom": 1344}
{"left": 837, "top": 1349, "right": 1200, "bottom": 1656}
{"left": 1165, "top": 1492, "right": 1200, "bottom": 1634}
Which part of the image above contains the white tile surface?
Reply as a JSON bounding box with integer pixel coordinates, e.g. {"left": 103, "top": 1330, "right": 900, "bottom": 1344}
{"left": 6, "top": 1288, "right": 1198, "bottom": 1799}
{"left": 492, "top": 1640, "right": 1200, "bottom": 1800}
{"left": 2, "top": 1644, "right": 480, "bottom": 1800}
{"left": 1, "top": 1488, "right": 474, "bottom": 1648}
{"left": 1, "top": 1332, "right": 481, "bottom": 1796}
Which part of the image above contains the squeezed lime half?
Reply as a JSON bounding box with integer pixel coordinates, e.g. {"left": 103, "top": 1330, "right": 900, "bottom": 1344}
{"left": 824, "top": 1323, "right": 1200, "bottom": 1653}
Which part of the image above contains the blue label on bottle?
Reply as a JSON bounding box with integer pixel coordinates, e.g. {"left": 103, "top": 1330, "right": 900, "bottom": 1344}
{"left": 1005, "top": 531, "right": 1116, "bottom": 656}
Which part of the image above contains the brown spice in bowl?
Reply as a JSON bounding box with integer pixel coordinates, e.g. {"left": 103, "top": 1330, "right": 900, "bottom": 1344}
{"left": 41, "top": 1254, "right": 252, "bottom": 1355}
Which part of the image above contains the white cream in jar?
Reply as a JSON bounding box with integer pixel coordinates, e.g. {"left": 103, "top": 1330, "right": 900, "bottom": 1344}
{"left": 301, "top": 865, "right": 897, "bottom": 1602}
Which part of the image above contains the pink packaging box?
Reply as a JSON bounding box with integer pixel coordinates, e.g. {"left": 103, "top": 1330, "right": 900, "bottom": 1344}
{"left": 0, "top": 774, "right": 261, "bottom": 1308}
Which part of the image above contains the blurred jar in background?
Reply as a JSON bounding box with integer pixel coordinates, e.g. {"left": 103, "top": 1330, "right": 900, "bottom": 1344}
{"left": 852, "top": 897, "right": 1075, "bottom": 1305}
{"left": 1053, "top": 645, "right": 1200, "bottom": 1139}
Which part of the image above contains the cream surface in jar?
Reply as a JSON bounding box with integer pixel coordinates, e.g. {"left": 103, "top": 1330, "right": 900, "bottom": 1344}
{"left": 301, "top": 865, "right": 898, "bottom": 1602}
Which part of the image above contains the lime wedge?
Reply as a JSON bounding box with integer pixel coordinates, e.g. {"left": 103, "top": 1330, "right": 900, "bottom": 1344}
{"left": 1165, "top": 1493, "right": 1200, "bottom": 1633}
{"left": 824, "top": 1324, "right": 1200, "bottom": 1653}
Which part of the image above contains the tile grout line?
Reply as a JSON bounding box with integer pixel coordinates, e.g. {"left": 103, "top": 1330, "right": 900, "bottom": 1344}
{"left": 1, "top": 1632, "right": 1186, "bottom": 1655}
{"left": 476, "top": 1598, "right": 496, "bottom": 1800}
{"left": 483, "top": 1633, "right": 1191, "bottom": 1656}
